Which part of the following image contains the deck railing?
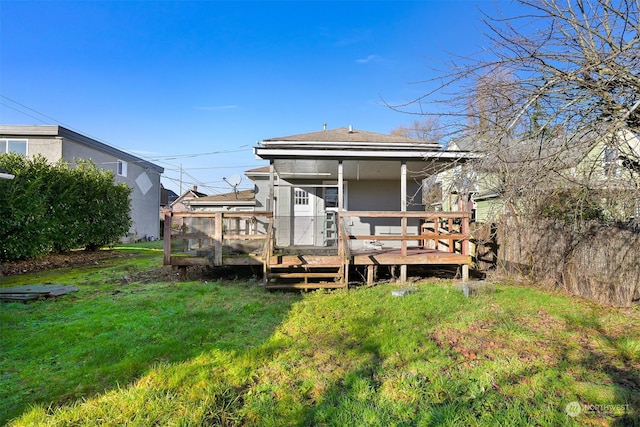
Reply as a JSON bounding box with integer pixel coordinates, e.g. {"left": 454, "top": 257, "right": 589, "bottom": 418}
{"left": 338, "top": 211, "right": 471, "bottom": 256}
{"left": 163, "top": 211, "right": 273, "bottom": 267}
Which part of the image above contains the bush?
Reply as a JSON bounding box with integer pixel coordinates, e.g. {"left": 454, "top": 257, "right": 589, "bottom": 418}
{"left": 0, "top": 153, "right": 132, "bottom": 261}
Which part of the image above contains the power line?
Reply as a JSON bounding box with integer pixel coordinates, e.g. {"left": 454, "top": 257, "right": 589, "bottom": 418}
{"left": 1, "top": 95, "right": 263, "bottom": 192}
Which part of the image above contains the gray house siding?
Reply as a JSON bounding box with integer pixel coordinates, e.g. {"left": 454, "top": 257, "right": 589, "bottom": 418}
{"left": 61, "top": 139, "right": 163, "bottom": 240}
{"left": 0, "top": 125, "right": 164, "bottom": 241}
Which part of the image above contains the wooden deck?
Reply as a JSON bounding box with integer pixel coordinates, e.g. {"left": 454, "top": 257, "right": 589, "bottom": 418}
{"left": 163, "top": 210, "right": 472, "bottom": 289}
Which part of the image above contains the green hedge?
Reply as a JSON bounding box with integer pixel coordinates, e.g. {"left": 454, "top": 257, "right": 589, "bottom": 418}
{"left": 0, "top": 153, "right": 132, "bottom": 261}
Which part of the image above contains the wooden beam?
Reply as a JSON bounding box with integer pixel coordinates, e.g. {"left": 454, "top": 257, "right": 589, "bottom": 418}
{"left": 170, "top": 211, "right": 272, "bottom": 219}
{"left": 347, "top": 234, "right": 466, "bottom": 241}
{"left": 353, "top": 253, "right": 470, "bottom": 265}
{"left": 340, "top": 211, "right": 472, "bottom": 219}
{"left": 214, "top": 212, "right": 223, "bottom": 265}
{"left": 163, "top": 211, "right": 172, "bottom": 265}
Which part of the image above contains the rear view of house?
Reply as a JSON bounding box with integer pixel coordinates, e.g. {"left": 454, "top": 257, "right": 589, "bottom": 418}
{"left": 164, "top": 126, "right": 478, "bottom": 288}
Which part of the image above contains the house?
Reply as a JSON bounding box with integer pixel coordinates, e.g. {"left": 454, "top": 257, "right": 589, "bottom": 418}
{"left": 0, "top": 125, "right": 164, "bottom": 240}
{"left": 160, "top": 184, "right": 179, "bottom": 208}
{"left": 185, "top": 189, "right": 256, "bottom": 212}
{"left": 440, "top": 129, "right": 640, "bottom": 224}
{"left": 167, "top": 185, "right": 207, "bottom": 230}
{"left": 163, "top": 126, "right": 477, "bottom": 287}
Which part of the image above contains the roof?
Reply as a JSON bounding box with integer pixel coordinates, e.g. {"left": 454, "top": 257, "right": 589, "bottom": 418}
{"left": 255, "top": 127, "right": 473, "bottom": 162}
{"left": 187, "top": 189, "right": 255, "bottom": 206}
{"left": 0, "top": 125, "right": 164, "bottom": 173}
{"left": 170, "top": 188, "right": 208, "bottom": 207}
{"left": 264, "top": 127, "right": 441, "bottom": 148}
{"left": 244, "top": 165, "right": 270, "bottom": 176}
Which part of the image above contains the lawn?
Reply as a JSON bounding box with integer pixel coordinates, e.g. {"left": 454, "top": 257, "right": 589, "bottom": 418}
{"left": 1, "top": 244, "right": 639, "bottom": 426}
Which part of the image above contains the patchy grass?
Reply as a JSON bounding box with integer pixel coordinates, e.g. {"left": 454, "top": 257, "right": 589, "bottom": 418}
{"left": 2, "top": 249, "right": 639, "bottom": 425}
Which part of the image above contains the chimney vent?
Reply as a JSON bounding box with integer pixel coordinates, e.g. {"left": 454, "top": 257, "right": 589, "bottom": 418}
{"left": 323, "top": 123, "right": 327, "bottom": 131}
{"left": 193, "top": 185, "right": 198, "bottom": 192}
{"left": 348, "top": 125, "right": 353, "bottom": 133}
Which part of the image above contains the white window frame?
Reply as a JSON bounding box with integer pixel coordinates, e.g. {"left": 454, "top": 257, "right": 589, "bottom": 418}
{"left": 0, "top": 139, "right": 28, "bottom": 156}
{"left": 117, "top": 159, "right": 128, "bottom": 177}
{"left": 294, "top": 188, "right": 309, "bottom": 206}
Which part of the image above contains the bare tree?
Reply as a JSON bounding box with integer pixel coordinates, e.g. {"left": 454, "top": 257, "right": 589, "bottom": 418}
{"left": 391, "top": 117, "right": 445, "bottom": 146}
{"left": 393, "top": 0, "right": 640, "bottom": 224}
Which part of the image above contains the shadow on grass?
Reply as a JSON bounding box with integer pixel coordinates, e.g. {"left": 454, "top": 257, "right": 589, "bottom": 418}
{"left": 559, "top": 314, "right": 640, "bottom": 425}
{"left": 0, "top": 271, "right": 301, "bottom": 425}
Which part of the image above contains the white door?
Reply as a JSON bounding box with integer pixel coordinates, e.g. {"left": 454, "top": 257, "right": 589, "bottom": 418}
{"left": 293, "top": 187, "right": 314, "bottom": 245}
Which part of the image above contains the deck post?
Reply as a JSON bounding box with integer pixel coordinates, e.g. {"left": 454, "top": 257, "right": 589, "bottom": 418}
{"left": 367, "top": 265, "right": 376, "bottom": 285}
{"left": 163, "top": 211, "right": 172, "bottom": 265}
{"left": 338, "top": 161, "right": 347, "bottom": 287}
{"left": 400, "top": 161, "right": 407, "bottom": 282}
{"left": 461, "top": 214, "right": 470, "bottom": 281}
{"left": 214, "top": 212, "right": 223, "bottom": 266}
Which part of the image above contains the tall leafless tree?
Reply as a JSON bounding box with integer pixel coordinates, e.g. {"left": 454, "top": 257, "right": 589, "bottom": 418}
{"left": 394, "top": 0, "right": 640, "bottom": 224}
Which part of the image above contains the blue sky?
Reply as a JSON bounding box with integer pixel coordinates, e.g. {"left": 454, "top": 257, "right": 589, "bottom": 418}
{"left": 1, "top": 1, "right": 504, "bottom": 194}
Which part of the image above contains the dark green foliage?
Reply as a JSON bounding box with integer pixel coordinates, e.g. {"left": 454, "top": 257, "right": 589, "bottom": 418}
{"left": 0, "top": 153, "right": 131, "bottom": 260}
{"left": 538, "top": 188, "right": 607, "bottom": 225}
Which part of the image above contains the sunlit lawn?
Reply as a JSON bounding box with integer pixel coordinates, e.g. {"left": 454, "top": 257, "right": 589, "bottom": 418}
{"left": 1, "top": 245, "right": 639, "bottom": 426}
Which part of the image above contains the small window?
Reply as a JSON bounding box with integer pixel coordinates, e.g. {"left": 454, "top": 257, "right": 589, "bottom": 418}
{"left": 294, "top": 189, "right": 309, "bottom": 205}
{"left": 0, "top": 139, "right": 27, "bottom": 155}
{"left": 325, "top": 187, "right": 338, "bottom": 208}
{"left": 603, "top": 147, "right": 619, "bottom": 177}
{"left": 117, "top": 160, "right": 128, "bottom": 177}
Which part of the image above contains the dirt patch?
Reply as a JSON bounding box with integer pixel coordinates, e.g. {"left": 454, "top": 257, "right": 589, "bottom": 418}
{"left": 0, "top": 250, "right": 126, "bottom": 277}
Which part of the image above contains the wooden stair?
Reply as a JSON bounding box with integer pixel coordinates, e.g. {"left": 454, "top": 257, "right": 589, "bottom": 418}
{"left": 264, "top": 255, "right": 346, "bottom": 290}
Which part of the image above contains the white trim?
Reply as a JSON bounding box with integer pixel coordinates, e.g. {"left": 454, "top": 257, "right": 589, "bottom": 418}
{"left": 0, "top": 138, "right": 28, "bottom": 156}
{"left": 262, "top": 140, "right": 439, "bottom": 149}
{"left": 255, "top": 148, "right": 478, "bottom": 160}
{"left": 117, "top": 159, "right": 128, "bottom": 177}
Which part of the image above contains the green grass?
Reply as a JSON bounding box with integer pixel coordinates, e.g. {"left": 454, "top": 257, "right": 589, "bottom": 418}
{"left": 1, "top": 248, "right": 639, "bottom": 426}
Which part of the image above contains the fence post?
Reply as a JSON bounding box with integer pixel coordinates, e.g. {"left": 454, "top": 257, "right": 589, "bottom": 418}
{"left": 163, "top": 211, "right": 172, "bottom": 265}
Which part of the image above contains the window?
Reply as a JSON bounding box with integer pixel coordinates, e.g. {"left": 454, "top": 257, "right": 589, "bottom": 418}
{"left": 324, "top": 187, "right": 338, "bottom": 208}
{"left": 117, "top": 160, "right": 128, "bottom": 177}
{"left": 0, "top": 139, "right": 27, "bottom": 155}
{"left": 603, "top": 147, "right": 619, "bottom": 177}
{"left": 294, "top": 189, "right": 309, "bottom": 205}
{"left": 323, "top": 181, "right": 348, "bottom": 210}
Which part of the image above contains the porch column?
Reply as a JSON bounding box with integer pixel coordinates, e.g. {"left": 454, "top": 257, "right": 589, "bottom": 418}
{"left": 338, "top": 160, "right": 344, "bottom": 211}
{"left": 400, "top": 161, "right": 407, "bottom": 282}
{"left": 268, "top": 160, "right": 275, "bottom": 213}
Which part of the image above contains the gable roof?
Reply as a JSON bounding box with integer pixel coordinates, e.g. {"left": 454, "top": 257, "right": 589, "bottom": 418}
{"left": 0, "top": 125, "right": 164, "bottom": 173}
{"left": 255, "top": 126, "right": 472, "bottom": 162}
{"left": 186, "top": 189, "right": 255, "bottom": 206}
{"left": 170, "top": 187, "right": 208, "bottom": 207}
{"left": 264, "top": 127, "right": 441, "bottom": 148}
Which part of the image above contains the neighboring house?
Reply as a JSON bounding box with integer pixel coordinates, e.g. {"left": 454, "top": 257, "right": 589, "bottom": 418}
{"left": 440, "top": 129, "right": 640, "bottom": 223}
{"left": 160, "top": 184, "right": 179, "bottom": 208}
{"left": 185, "top": 189, "right": 256, "bottom": 212}
{"left": 169, "top": 185, "right": 207, "bottom": 229}
{"left": 0, "top": 125, "right": 164, "bottom": 240}
{"left": 159, "top": 184, "right": 179, "bottom": 222}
